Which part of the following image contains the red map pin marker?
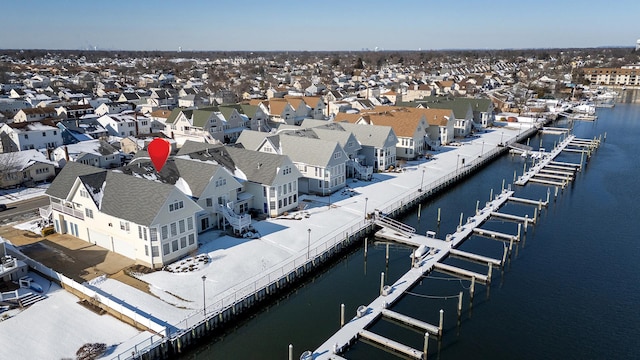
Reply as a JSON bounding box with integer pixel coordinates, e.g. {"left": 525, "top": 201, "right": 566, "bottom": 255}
{"left": 148, "top": 138, "right": 171, "bottom": 172}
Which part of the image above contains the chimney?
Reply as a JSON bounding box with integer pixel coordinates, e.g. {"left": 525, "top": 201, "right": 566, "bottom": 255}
{"left": 64, "top": 145, "right": 69, "bottom": 161}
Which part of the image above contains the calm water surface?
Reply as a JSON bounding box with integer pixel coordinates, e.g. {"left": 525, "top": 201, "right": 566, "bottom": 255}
{"left": 185, "top": 104, "right": 640, "bottom": 359}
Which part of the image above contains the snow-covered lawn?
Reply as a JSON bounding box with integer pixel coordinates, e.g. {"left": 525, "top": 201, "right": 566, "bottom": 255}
{"left": 0, "top": 273, "right": 142, "bottom": 360}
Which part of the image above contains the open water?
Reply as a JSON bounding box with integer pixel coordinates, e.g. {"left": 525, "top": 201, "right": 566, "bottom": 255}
{"left": 184, "top": 104, "right": 640, "bottom": 359}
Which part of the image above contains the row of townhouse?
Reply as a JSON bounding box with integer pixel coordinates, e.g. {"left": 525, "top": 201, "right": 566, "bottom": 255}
{"left": 249, "top": 95, "right": 326, "bottom": 127}
{"left": 163, "top": 104, "right": 268, "bottom": 145}
{"left": 334, "top": 106, "right": 456, "bottom": 160}
{"left": 44, "top": 143, "right": 302, "bottom": 268}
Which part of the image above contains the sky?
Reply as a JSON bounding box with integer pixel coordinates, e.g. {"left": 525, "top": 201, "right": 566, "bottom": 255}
{"left": 1, "top": 0, "right": 638, "bottom": 51}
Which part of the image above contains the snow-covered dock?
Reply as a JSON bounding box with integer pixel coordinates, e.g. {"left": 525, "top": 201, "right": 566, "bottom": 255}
{"left": 514, "top": 134, "right": 601, "bottom": 187}
{"left": 312, "top": 189, "right": 519, "bottom": 359}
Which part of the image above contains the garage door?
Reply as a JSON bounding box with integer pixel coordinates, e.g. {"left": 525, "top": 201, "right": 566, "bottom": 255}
{"left": 88, "top": 229, "right": 112, "bottom": 251}
{"left": 112, "top": 238, "right": 136, "bottom": 260}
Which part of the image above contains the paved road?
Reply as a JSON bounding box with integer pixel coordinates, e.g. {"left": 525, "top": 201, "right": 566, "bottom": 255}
{"left": 0, "top": 195, "right": 49, "bottom": 224}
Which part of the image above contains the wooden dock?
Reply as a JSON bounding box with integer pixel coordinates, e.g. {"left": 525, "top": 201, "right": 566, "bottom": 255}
{"left": 514, "top": 134, "right": 598, "bottom": 187}
{"left": 312, "top": 190, "right": 518, "bottom": 359}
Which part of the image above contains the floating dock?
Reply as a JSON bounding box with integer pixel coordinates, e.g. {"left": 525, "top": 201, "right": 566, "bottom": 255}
{"left": 312, "top": 190, "right": 524, "bottom": 359}
{"left": 515, "top": 135, "right": 600, "bottom": 186}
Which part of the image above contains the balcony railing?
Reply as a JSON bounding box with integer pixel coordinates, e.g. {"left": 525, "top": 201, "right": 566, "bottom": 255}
{"left": 51, "top": 202, "right": 84, "bottom": 220}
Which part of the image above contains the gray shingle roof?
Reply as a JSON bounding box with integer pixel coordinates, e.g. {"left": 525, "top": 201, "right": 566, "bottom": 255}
{"left": 235, "top": 130, "right": 270, "bottom": 151}
{"left": 100, "top": 171, "right": 175, "bottom": 226}
{"left": 225, "top": 147, "right": 289, "bottom": 186}
{"left": 45, "top": 162, "right": 106, "bottom": 200}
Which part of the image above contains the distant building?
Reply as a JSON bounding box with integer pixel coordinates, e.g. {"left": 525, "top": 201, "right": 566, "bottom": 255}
{"left": 636, "top": 39, "right": 640, "bottom": 51}
{"left": 582, "top": 65, "right": 640, "bottom": 86}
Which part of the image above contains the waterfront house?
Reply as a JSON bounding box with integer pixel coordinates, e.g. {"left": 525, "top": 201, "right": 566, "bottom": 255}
{"left": 44, "top": 162, "right": 202, "bottom": 268}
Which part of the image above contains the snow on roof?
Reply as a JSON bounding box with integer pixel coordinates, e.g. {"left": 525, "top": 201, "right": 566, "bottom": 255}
{"left": 174, "top": 177, "right": 192, "bottom": 197}
{"left": 0, "top": 149, "right": 55, "bottom": 170}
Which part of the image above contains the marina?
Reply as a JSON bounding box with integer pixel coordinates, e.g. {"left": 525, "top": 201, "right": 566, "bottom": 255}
{"left": 312, "top": 186, "right": 547, "bottom": 359}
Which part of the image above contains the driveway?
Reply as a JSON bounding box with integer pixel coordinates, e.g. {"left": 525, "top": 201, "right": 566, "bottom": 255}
{"left": 0, "top": 225, "right": 135, "bottom": 283}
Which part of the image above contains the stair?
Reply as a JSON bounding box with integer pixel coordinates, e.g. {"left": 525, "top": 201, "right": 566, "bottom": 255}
{"left": 373, "top": 213, "right": 416, "bottom": 238}
{"left": 18, "top": 292, "right": 47, "bottom": 308}
{"left": 218, "top": 202, "right": 252, "bottom": 233}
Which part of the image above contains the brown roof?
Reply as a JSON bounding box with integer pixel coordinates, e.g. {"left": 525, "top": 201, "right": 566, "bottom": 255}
{"left": 268, "top": 98, "right": 291, "bottom": 116}
{"left": 334, "top": 113, "right": 366, "bottom": 124}
{"left": 150, "top": 109, "right": 172, "bottom": 119}
{"left": 20, "top": 107, "right": 57, "bottom": 115}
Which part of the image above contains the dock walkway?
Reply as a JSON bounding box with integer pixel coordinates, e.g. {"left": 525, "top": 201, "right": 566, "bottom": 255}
{"left": 313, "top": 190, "right": 514, "bottom": 359}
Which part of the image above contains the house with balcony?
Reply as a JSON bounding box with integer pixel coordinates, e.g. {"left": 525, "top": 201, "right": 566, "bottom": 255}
{"left": 237, "top": 130, "right": 348, "bottom": 195}
{"left": 122, "top": 154, "right": 251, "bottom": 235}
{"left": 177, "top": 141, "right": 303, "bottom": 218}
{"left": 97, "top": 113, "right": 151, "bottom": 137}
{"left": 42, "top": 162, "right": 203, "bottom": 268}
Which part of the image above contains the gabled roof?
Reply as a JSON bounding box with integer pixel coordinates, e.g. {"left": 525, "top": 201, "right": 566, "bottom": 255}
{"left": 236, "top": 130, "right": 272, "bottom": 151}
{"left": 100, "top": 171, "right": 176, "bottom": 226}
{"left": 278, "top": 134, "right": 342, "bottom": 167}
{"left": 336, "top": 122, "right": 396, "bottom": 148}
{"left": 46, "top": 162, "right": 106, "bottom": 200}
{"left": 225, "top": 146, "right": 294, "bottom": 186}
{"left": 0, "top": 149, "right": 55, "bottom": 171}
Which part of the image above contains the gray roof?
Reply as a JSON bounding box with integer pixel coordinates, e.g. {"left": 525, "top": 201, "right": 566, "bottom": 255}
{"left": 173, "top": 157, "right": 221, "bottom": 198}
{"left": 335, "top": 122, "right": 395, "bottom": 148}
{"left": 46, "top": 162, "right": 106, "bottom": 200}
{"left": 100, "top": 171, "right": 175, "bottom": 226}
{"left": 235, "top": 130, "right": 270, "bottom": 151}
{"left": 225, "top": 147, "right": 291, "bottom": 186}
{"left": 279, "top": 134, "right": 340, "bottom": 167}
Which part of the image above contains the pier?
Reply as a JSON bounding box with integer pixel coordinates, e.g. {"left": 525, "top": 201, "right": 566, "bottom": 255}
{"left": 312, "top": 189, "right": 527, "bottom": 359}
{"left": 515, "top": 135, "right": 600, "bottom": 186}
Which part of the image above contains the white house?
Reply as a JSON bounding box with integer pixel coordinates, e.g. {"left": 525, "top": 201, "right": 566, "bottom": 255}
{"left": 13, "top": 107, "right": 58, "bottom": 123}
{"left": 0, "top": 120, "right": 63, "bottom": 153}
{"left": 94, "top": 102, "right": 135, "bottom": 117}
{"left": 52, "top": 140, "right": 122, "bottom": 169}
{"left": 44, "top": 162, "right": 203, "bottom": 268}
{"left": 0, "top": 149, "right": 56, "bottom": 188}
{"left": 97, "top": 113, "right": 151, "bottom": 137}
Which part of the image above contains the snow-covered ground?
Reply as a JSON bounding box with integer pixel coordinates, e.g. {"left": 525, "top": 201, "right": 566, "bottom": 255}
{"left": 2, "top": 121, "right": 536, "bottom": 359}
{"left": 0, "top": 182, "right": 50, "bottom": 205}
{"left": 0, "top": 272, "right": 142, "bottom": 360}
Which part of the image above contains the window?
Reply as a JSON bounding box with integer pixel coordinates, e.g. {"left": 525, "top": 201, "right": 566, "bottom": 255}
{"left": 187, "top": 217, "right": 193, "bottom": 231}
{"left": 170, "top": 223, "right": 177, "bottom": 237}
{"left": 152, "top": 246, "right": 159, "bottom": 257}
{"left": 24, "top": 134, "right": 29, "bottom": 139}
{"left": 161, "top": 225, "right": 168, "bottom": 240}
{"left": 293, "top": 194, "right": 297, "bottom": 203}
{"left": 188, "top": 233, "right": 195, "bottom": 245}
{"left": 163, "top": 243, "right": 170, "bottom": 255}
{"left": 169, "top": 201, "right": 184, "bottom": 212}
{"left": 150, "top": 228, "right": 158, "bottom": 241}
{"left": 278, "top": 199, "right": 282, "bottom": 208}
{"left": 42, "top": 132, "right": 46, "bottom": 136}
{"left": 179, "top": 219, "right": 185, "bottom": 233}
{"left": 85, "top": 208, "right": 93, "bottom": 218}
{"left": 180, "top": 237, "right": 187, "bottom": 248}
{"left": 172, "top": 240, "right": 178, "bottom": 252}
{"left": 120, "top": 221, "right": 130, "bottom": 231}
{"left": 206, "top": 198, "right": 213, "bottom": 207}
{"left": 334, "top": 152, "right": 342, "bottom": 159}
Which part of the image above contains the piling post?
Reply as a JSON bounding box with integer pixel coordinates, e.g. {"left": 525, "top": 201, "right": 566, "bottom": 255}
{"left": 501, "top": 179, "right": 505, "bottom": 192}
{"left": 470, "top": 277, "right": 476, "bottom": 301}
{"left": 475, "top": 200, "right": 479, "bottom": 215}
{"left": 508, "top": 237, "right": 514, "bottom": 256}
{"left": 523, "top": 161, "right": 527, "bottom": 175}
{"left": 517, "top": 223, "right": 522, "bottom": 241}
{"left": 487, "top": 263, "right": 493, "bottom": 283}
{"left": 604, "top": 131, "right": 607, "bottom": 141}
{"left": 418, "top": 203, "right": 422, "bottom": 222}
{"left": 526, "top": 138, "right": 530, "bottom": 146}
{"left": 554, "top": 186, "right": 559, "bottom": 201}
{"left": 437, "top": 208, "right": 441, "bottom": 224}
{"left": 490, "top": 188, "right": 494, "bottom": 201}
{"left": 340, "top": 304, "right": 345, "bottom": 327}
{"left": 533, "top": 209, "right": 537, "bottom": 224}
{"left": 289, "top": 344, "right": 293, "bottom": 360}
{"left": 546, "top": 188, "right": 550, "bottom": 203}
{"left": 364, "top": 236, "right": 368, "bottom": 256}
{"left": 513, "top": 170, "right": 517, "bottom": 183}
{"left": 457, "top": 291, "right": 463, "bottom": 319}
{"left": 423, "top": 332, "right": 429, "bottom": 360}
{"left": 539, "top": 138, "right": 543, "bottom": 148}
{"left": 385, "top": 243, "right": 389, "bottom": 264}
{"left": 501, "top": 245, "right": 508, "bottom": 267}
{"left": 524, "top": 215, "right": 529, "bottom": 232}
{"left": 438, "top": 309, "right": 444, "bottom": 337}
{"left": 580, "top": 150, "right": 584, "bottom": 168}
{"left": 380, "top": 272, "right": 385, "bottom": 295}
{"left": 459, "top": 212, "right": 463, "bottom": 228}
